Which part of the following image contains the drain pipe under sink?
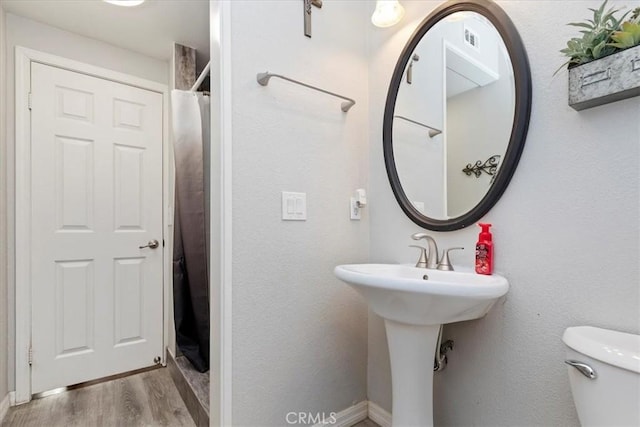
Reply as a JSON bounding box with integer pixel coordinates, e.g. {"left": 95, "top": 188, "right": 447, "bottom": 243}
{"left": 434, "top": 325, "right": 454, "bottom": 372}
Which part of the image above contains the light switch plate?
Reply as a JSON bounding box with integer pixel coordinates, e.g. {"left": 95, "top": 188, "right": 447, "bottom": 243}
{"left": 282, "top": 192, "right": 307, "bottom": 221}
{"left": 350, "top": 197, "right": 361, "bottom": 220}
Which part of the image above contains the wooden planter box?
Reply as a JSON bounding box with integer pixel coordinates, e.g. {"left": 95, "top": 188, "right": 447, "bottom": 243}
{"left": 569, "top": 44, "right": 640, "bottom": 111}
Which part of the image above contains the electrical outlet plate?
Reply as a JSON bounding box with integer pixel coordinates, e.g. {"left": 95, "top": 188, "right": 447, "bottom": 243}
{"left": 350, "top": 197, "right": 361, "bottom": 220}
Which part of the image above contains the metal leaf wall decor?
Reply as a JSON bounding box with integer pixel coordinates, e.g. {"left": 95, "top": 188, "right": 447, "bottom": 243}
{"left": 462, "top": 155, "right": 501, "bottom": 178}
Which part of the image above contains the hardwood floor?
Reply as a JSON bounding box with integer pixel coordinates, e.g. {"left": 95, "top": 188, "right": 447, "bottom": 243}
{"left": 2, "top": 367, "right": 382, "bottom": 427}
{"left": 2, "top": 368, "right": 194, "bottom": 427}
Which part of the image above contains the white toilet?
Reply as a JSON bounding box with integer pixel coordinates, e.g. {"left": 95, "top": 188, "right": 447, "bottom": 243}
{"left": 563, "top": 326, "right": 640, "bottom": 426}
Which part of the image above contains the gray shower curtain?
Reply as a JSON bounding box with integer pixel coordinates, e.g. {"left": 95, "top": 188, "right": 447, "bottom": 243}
{"left": 171, "top": 90, "right": 210, "bottom": 372}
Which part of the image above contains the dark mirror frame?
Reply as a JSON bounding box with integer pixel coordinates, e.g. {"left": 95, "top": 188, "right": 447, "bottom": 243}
{"left": 383, "top": 0, "right": 531, "bottom": 231}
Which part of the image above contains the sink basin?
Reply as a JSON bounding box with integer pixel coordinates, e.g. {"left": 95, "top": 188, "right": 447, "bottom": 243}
{"left": 334, "top": 264, "right": 508, "bottom": 325}
{"left": 334, "top": 263, "right": 509, "bottom": 426}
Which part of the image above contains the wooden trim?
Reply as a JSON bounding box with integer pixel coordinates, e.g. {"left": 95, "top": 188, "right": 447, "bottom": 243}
{"left": 368, "top": 401, "right": 392, "bottom": 427}
{"left": 307, "top": 400, "right": 391, "bottom": 427}
{"left": 162, "top": 60, "right": 172, "bottom": 368}
{"left": 209, "top": 1, "right": 233, "bottom": 425}
{"left": 14, "top": 47, "right": 170, "bottom": 402}
{"left": 14, "top": 47, "right": 33, "bottom": 405}
{"left": 311, "top": 401, "right": 368, "bottom": 427}
{"left": 16, "top": 47, "right": 167, "bottom": 93}
{"left": 0, "top": 9, "right": 6, "bottom": 415}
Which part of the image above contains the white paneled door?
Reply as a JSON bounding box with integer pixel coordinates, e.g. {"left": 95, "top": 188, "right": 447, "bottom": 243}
{"left": 30, "top": 63, "right": 164, "bottom": 393}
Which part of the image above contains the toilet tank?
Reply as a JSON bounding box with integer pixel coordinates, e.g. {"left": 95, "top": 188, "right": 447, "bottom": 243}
{"left": 563, "top": 326, "right": 640, "bottom": 427}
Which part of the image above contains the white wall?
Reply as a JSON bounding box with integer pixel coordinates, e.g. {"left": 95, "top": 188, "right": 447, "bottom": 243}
{"left": 4, "top": 12, "right": 169, "bottom": 391}
{"left": 368, "top": 1, "right": 640, "bottom": 425}
{"left": 0, "top": 3, "right": 9, "bottom": 405}
{"left": 228, "top": 1, "right": 370, "bottom": 425}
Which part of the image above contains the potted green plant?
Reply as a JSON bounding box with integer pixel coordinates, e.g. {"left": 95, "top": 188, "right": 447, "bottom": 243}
{"left": 559, "top": 1, "right": 640, "bottom": 110}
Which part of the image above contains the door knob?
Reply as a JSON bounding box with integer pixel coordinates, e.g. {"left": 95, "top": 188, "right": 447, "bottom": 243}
{"left": 139, "top": 239, "right": 159, "bottom": 249}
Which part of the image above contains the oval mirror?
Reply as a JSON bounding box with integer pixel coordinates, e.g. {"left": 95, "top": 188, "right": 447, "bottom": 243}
{"left": 383, "top": 0, "right": 531, "bottom": 231}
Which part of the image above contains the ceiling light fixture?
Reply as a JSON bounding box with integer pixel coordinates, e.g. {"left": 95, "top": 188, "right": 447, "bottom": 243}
{"left": 103, "top": 0, "right": 145, "bottom": 7}
{"left": 371, "top": 0, "right": 405, "bottom": 28}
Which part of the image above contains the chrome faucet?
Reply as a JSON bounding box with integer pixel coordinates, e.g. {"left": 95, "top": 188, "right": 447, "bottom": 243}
{"left": 411, "top": 233, "right": 439, "bottom": 269}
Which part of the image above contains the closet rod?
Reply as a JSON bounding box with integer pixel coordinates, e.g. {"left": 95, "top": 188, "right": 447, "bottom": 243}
{"left": 191, "top": 61, "right": 211, "bottom": 92}
{"left": 393, "top": 115, "right": 442, "bottom": 138}
{"left": 256, "top": 71, "right": 356, "bottom": 112}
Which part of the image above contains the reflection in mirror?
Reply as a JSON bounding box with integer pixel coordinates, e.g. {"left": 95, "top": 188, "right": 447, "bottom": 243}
{"left": 392, "top": 11, "right": 516, "bottom": 220}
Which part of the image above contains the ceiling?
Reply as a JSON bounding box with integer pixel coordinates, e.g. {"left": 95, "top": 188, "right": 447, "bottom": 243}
{"left": 1, "top": 0, "right": 210, "bottom": 64}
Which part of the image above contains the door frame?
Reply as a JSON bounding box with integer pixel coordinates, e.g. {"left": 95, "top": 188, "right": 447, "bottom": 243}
{"left": 14, "top": 47, "right": 171, "bottom": 404}
{"left": 209, "top": 1, "right": 234, "bottom": 424}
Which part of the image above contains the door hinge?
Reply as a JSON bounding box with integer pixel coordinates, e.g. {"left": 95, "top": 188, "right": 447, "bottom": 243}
{"left": 28, "top": 92, "right": 32, "bottom": 111}
{"left": 28, "top": 346, "right": 33, "bottom": 366}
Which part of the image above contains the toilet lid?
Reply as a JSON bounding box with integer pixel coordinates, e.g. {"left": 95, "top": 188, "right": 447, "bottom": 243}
{"left": 563, "top": 326, "right": 640, "bottom": 374}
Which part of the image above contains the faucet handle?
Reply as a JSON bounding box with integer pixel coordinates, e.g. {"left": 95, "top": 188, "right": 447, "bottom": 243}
{"left": 437, "top": 247, "right": 464, "bottom": 271}
{"left": 411, "top": 233, "right": 439, "bottom": 269}
{"left": 409, "top": 245, "right": 428, "bottom": 269}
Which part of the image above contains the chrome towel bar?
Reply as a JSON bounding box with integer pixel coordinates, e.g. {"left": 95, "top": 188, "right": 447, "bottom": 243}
{"left": 256, "top": 71, "right": 356, "bottom": 112}
{"left": 393, "top": 115, "right": 442, "bottom": 138}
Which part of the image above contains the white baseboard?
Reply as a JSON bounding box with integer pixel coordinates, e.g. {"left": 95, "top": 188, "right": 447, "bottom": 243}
{"left": 336, "top": 401, "right": 368, "bottom": 426}
{"left": 367, "top": 401, "right": 392, "bottom": 427}
{"left": 0, "top": 393, "right": 11, "bottom": 423}
{"left": 312, "top": 400, "right": 391, "bottom": 427}
{"left": 312, "top": 400, "right": 368, "bottom": 427}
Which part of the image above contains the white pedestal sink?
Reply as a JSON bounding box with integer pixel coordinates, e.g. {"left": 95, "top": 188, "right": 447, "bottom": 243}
{"left": 334, "top": 264, "right": 508, "bottom": 427}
